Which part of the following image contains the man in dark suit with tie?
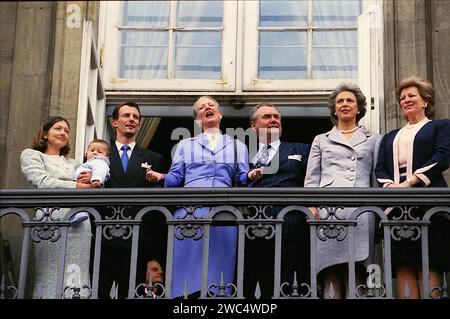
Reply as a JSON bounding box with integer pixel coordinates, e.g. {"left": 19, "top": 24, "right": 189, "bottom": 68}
{"left": 245, "top": 102, "right": 311, "bottom": 298}
{"left": 99, "top": 102, "right": 166, "bottom": 298}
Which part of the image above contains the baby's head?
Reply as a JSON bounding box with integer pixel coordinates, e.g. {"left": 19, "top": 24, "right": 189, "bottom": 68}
{"left": 86, "top": 139, "right": 109, "bottom": 161}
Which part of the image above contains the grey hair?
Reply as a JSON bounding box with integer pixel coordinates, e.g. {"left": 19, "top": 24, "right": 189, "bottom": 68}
{"left": 192, "top": 96, "right": 220, "bottom": 118}
{"left": 249, "top": 102, "right": 280, "bottom": 124}
{"left": 328, "top": 82, "right": 367, "bottom": 122}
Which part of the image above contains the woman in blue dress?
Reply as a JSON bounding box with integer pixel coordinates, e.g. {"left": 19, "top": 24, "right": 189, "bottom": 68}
{"left": 146, "top": 96, "right": 249, "bottom": 297}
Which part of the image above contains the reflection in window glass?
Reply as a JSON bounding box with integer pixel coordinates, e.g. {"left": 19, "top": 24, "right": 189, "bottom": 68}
{"left": 174, "top": 32, "right": 222, "bottom": 79}
{"left": 177, "top": 1, "right": 223, "bottom": 27}
{"left": 122, "top": 1, "right": 168, "bottom": 27}
{"left": 257, "top": 0, "right": 361, "bottom": 80}
{"left": 312, "top": 31, "right": 358, "bottom": 79}
{"left": 120, "top": 31, "right": 168, "bottom": 79}
{"left": 259, "top": 32, "right": 307, "bottom": 79}
{"left": 259, "top": 0, "right": 307, "bottom": 27}
{"left": 313, "top": 0, "right": 361, "bottom": 27}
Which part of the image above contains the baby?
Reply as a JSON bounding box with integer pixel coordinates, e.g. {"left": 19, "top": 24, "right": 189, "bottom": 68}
{"left": 71, "top": 139, "right": 110, "bottom": 225}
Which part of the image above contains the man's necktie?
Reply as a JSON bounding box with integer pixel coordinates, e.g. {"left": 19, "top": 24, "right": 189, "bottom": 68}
{"left": 256, "top": 144, "right": 271, "bottom": 167}
{"left": 120, "top": 145, "right": 130, "bottom": 172}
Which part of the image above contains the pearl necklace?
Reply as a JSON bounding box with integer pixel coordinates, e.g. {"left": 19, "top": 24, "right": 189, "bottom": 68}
{"left": 339, "top": 126, "right": 359, "bottom": 134}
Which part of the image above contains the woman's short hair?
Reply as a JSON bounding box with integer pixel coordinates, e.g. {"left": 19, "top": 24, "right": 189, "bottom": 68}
{"left": 396, "top": 76, "right": 435, "bottom": 118}
{"left": 192, "top": 96, "right": 220, "bottom": 118}
{"left": 32, "top": 116, "right": 71, "bottom": 156}
{"left": 328, "top": 82, "right": 367, "bottom": 122}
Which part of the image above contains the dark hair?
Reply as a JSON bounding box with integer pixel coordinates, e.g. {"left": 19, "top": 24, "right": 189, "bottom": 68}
{"left": 396, "top": 76, "right": 435, "bottom": 118}
{"left": 328, "top": 82, "right": 367, "bottom": 122}
{"left": 32, "top": 116, "right": 71, "bottom": 156}
{"left": 249, "top": 102, "right": 280, "bottom": 124}
{"left": 112, "top": 102, "right": 141, "bottom": 120}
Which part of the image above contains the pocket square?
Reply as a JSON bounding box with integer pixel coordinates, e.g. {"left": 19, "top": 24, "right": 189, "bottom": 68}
{"left": 288, "top": 154, "right": 302, "bottom": 161}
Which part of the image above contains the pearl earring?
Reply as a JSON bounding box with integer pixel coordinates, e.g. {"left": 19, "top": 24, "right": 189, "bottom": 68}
{"left": 357, "top": 111, "right": 360, "bottom": 114}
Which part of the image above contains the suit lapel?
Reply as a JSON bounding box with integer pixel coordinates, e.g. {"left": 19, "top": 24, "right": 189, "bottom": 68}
{"left": 109, "top": 145, "right": 125, "bottom": 181}
{"left": 214, "top": 134, "right": 232, "bottom": 154}
{"left": 349, "top": 127, "right": 370, "bottom": 148}
{"left": 327, "top": 126, "right": 352, "bottom": 148}
{"left": 196, "top": 133, "right": 212, "bottom": 151}
{"left": 274, "top": 142, "right": 288, "bottom": 167}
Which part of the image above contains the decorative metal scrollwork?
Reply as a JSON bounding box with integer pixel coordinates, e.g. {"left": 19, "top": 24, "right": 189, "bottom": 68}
{"left": 102, "top": 206, "right": 133, "bottom": 240}
{"left": 63, "top": 285, "right": 92, "bottom": 299}
{"left": 134, "top": 282, "right": 165, "bottom": 299}
{"left": 245, "top": 205, "right": 276, "bottom": 240}
{"left": 0, "top": 275, "right": 18, "bottom": 299}
{"left": 105, "top": 206, "right": 132, "bottom": 220}
{"left": 34, "top": 207, "right": 61, "bottom": 222}
{"left": 431, "top": 272, "right": 449, "bottom": 299}
{"left": 317, "top": 224, "right": 348, "bottom": 242}
{"left": 31, "top": 225, "right": 61, "bottom": 243}
{"left": 317, "top": 206, "right": 346, "bottom": 220}
{"left": 315, "top": 206, "right": 348, "bottom": 242}
{"left": 175, "top": 206, "right": 204, "bottom": 241}
{"left": 391, "top": 225, "right": 421, "bottom": 241}
{"left": 31, "top": 207, "right": 62, "bottom": 243}
{"left": 207, "top": 272, "right": 237, "bottom": 298}
{"left": 247, "top": 205, "right": 273, "bottom": 220}
{"left": 280, "top": 272, "right": 311, "bottom": 298}
{"left": 103, "top": 224, "right": 133, "bottom": 240}
{"left": 355, "top": 284, "right": 386, "bottom": 298}
{"left": 391, "top": 206, "right": 420, "bottom": 221}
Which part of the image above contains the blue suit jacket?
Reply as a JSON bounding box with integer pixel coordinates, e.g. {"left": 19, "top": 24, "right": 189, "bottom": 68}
{"left": 376, "top": 119, "right": 450, "bottom": 187}
{"left": 248, "top": 141, "right": 310, "bottom": 187}
{"left": 164, "top": 133, "right": 249, "bottom": 188}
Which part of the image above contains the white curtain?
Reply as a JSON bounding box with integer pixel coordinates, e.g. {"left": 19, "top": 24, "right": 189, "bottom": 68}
{"left": 119, "top": 1, "right": 223, "bottom": 80}
{"left": 258, "top": 0, "right": 361, "bottom": 80}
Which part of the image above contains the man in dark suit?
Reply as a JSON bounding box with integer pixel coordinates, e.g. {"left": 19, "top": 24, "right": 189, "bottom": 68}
{"left": 245, "top": 102, "right": 311, "bottom": 298}
{"left": 99, "top": 102, "right": 166, "bottom": 299}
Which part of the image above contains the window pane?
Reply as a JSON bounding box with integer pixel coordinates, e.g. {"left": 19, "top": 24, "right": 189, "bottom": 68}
{"left": 259, "top": 0, "right": 307, "bottom": 27}
{"left": 312, "top": 31, "right": 358, "bottom": 79}
{"left": 174, "top": 32, "right": 222, "bottom": 79}
{"left": 122, "top": 1, "right": 168, "bottom": 27}
{"left": 177, "top": 1, "right": 223, "bottom": 27}
{"left": 120, "top": 31, "right": 168, "bottom": 79}
{"left": 259, "top": 32, "right": 307, "bottom": 79}
{"left": 313, "top": 0, "right": 361, "bottom": 27}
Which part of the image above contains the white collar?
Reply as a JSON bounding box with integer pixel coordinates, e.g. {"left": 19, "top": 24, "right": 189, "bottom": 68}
{"left": 258, "top": 139, "right": 280, "bottom": 152}
{"left": 115, "top": 141, "right": 136, "bottom": 152}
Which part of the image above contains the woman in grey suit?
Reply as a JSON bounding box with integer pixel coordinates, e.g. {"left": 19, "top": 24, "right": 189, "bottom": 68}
{"left": 304, "top": 83, "right": 381, "bottom": 299}
{"left": 20, "top": 116, "right": 96, "bottom": 298}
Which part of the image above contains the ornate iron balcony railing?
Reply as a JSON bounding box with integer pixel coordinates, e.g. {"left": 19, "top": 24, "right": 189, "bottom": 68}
{"left": 0, "top": 188, "right": 449, "bottom": 299}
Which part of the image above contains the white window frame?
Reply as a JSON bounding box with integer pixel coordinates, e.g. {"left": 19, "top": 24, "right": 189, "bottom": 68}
{"left": 357, "top": 0, "right": 383, "bottom": 133}
{"left": 100, "top": 0, "right": 237, "bottom": 91}
{"left": 75, "top": 21, "right": 107, "bottom": 163}
{"left": 242, "top": 0, "right": 378, "bottom": 92}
